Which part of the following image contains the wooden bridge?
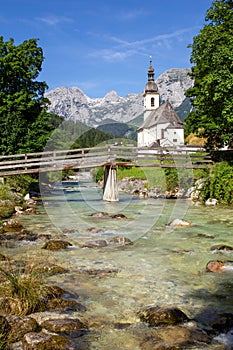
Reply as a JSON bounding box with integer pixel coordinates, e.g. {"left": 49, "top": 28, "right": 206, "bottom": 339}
{"left": 0, "top": 145, "right": 212, "bottom": 176}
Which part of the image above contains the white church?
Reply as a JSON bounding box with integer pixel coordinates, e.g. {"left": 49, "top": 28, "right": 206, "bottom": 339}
{"left": 137, "top": 59, "right": 184, "bottom": 148}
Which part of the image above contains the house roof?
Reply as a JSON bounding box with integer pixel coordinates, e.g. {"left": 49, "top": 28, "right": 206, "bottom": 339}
{"left": 138, "top": 101, "right": 183, "bottom": 131}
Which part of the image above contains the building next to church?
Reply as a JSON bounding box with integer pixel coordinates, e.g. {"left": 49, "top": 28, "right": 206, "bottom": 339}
{"left": 137, "top": 59, "right": 184, "bottom": 148}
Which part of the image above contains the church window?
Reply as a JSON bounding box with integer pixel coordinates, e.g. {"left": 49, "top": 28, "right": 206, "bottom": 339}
{"left": 151, "top": 97, "right": 154, "bottom": 107}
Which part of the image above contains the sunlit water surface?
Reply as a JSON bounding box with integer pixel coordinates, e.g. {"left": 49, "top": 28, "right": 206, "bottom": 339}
{"left": 5, "top": 172, "right": 233, "bottom": 349}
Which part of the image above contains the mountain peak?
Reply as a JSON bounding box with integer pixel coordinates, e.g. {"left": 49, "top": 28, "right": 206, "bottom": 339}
{"left": 104, "top": 90, "right": 120, "bottom": 102}
{"left": 45, "top": 68, "right": 193, "bottom": 127}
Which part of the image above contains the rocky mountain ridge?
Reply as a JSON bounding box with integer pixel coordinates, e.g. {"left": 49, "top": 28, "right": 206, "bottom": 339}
{"left": 45, "top": 68, "right": 193, "bottom": 128}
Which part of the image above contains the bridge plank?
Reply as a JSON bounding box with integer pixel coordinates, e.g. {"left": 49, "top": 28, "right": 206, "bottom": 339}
{"left": 0, "top": 145, "right": 213, "bottom": 176}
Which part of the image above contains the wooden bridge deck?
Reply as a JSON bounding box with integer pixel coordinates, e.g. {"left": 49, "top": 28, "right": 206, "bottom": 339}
{"left": 0, "top": 145, "right": 213, "bottom": 176}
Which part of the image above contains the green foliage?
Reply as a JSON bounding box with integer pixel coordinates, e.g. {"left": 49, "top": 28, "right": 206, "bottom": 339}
{"left": 5, "top": 174, "right": 37, "bottom": 195}
{"left": 97, "top": 121, "right": 137, "bottom": 139}
{"left": 73, "top": 127, "right": 112, "bottom": 148}
{"left": 209, "top": 161, "right": 233, "bottom": 203}
{"left": 194, "top": 161, "right": 233, "bottom": 203}
{"left": 0, "top": 37, "right": 62, "bottom": 155}
{"left": 117, "top": 167, "right": 147, "bottom": 181}
{"left": 92, "top": 167, "right": 104, "bottom": 183}
{"left": 46, "top": 119, "right": 112, "bottom": 151}
{"left": 164, "top": 168, "right": 179, "bottom": 191}
{"left": 0, "top": 183, "right": 14, "bottom": 201}
{"left": 185, "top": 0, "right": 233, "bottom": 150}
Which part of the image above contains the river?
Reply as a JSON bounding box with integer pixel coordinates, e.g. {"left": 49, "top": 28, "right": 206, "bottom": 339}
{"left": 5, "top": 171, "right": 233, "bottom": 349}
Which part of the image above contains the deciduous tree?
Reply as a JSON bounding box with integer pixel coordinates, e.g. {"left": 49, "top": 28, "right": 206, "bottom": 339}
{"left": 0, "top": 37, "right": 61, "bottom": 154}
{"left": 185, "top": 0, "right": 233, "bottom": 150}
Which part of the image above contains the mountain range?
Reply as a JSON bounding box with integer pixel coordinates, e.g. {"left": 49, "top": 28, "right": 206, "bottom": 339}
{"left": 45, "top": 68, "right": 193, "bottom": 137}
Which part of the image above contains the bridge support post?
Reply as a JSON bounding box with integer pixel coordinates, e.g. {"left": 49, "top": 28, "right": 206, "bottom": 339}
{"left": 103, "top": 165, "right": 119, "bottom": 202}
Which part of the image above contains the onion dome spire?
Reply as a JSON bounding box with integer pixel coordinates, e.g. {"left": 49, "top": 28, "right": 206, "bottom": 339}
{"left": 144, "top": 56, "right": 158, "bottom": 93}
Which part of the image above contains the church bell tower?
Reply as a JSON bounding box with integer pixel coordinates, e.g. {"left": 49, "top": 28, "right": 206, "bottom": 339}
{"left": 143, "top": 57, "right": 160, "bottom": 121}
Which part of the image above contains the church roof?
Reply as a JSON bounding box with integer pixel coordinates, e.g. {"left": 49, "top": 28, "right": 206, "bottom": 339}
{"left": 138, "top": 101, "right": 183, "bottom": 131}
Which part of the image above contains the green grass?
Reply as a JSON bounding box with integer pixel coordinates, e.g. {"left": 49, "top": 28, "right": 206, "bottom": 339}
{"left": 94, "top": 164, "right": 206, "bottom": 193}
{"left": 0, "top": 261, "right": 47, "bottom": 316}
{"left": 117, "top": 166, "right": 167, "bottom": 190}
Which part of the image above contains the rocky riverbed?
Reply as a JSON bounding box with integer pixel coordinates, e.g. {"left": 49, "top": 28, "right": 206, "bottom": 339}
{"left": 0, "top": 176, "right": 232, "bottom": 349}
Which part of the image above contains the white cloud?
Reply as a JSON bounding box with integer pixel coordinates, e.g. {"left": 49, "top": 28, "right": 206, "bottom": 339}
{"left": 89, "top": 26, "right": 199, "bottom": 62}
{"left": 116, "top": 8, "right": 147, "bottom": 21}
{"left": 36, "top": 15, "right": 73, "bottom": 26}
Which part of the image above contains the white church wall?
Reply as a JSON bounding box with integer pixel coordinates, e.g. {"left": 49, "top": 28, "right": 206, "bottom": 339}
{"left": 165, "top": 128, "right": 184, "bottom": 145}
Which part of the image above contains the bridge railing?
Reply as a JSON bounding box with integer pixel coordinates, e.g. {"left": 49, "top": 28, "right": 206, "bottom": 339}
{"left": 0, "top": 145, "right": 212, "bottom": 176}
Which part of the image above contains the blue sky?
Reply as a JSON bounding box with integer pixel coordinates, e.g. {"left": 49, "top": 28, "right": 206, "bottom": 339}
{"left": 1, "top": 0, "right": 213, "bottom": 98}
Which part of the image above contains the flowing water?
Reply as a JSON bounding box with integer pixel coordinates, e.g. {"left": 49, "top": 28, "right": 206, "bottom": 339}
{"left": 3, "top": 172, "right": 233, "bottom": 349}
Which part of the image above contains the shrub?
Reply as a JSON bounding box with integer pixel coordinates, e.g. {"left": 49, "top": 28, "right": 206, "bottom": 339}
{"left": 194, "top": 161, "right": 233, "bottom": 204}
{"left": 5, "top": 174, "right": 37, "bottom": 196}
{"left": 209, "top": 161, "right": 233, "bottom": 204}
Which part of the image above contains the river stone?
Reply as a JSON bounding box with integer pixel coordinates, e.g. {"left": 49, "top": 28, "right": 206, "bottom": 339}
{"left": 138, "top": 306, "right": 189, "bottom": 326}
{"left": 44, "top": 285, "right": 67, "bottom": 299}
{"left": 194, "top": 308, "right": 233, "bottom": 333}
{"left": 89, "top": 211, "right": 109, "bottom": 218}
{"left": 79, "top": 239, "right": 108, "bottom": 248}
{"left": 77, "top": 268, "right": 118, "bottom": 277}
{"left": 140, "top": 324, "right": 210, "bottom": 349}
{"left": 2, "top": 219, "right": 24, "bottom": 232}
{"left": 6, "top": 315, "right": 40, "bottom": 343}
{"left": 42, "top": 240, "right": 72, "bottom": 250}
{"left": 45, "top": 297, "right": 79, "bottom": 311}
{"left": 111, "top": 213, "right": 127, "bottom": 219}
{"left": 205, "top": 198, "right": 218, "bottom": 206}
{"left": 0, "top": 231, "right": 38, "bottom": 242}
{"left": 22, "top": 331, "right": 69, "bottom": 350}
{"left": 86, "top": 227, "right": 102, "bottom": 234}
{"left": 109, "top": 235, "right": 133, "bottom": 246}
{"left": 23, "top": 208, "right": 37, "bottom": 215}
{"left": 211, "top": 244, "right": 233, "bottom": 251}
{"left": 41, "top": 317, "right": 86, "bottom": 334}
{"left": 35, "top": 264, "right": 68, "bottom": 276}
{"left": 206, "top": 260, "right": 233, "bottom": 273}
{"left": 168, "top": 218, "right": 192, "bottom": 227}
